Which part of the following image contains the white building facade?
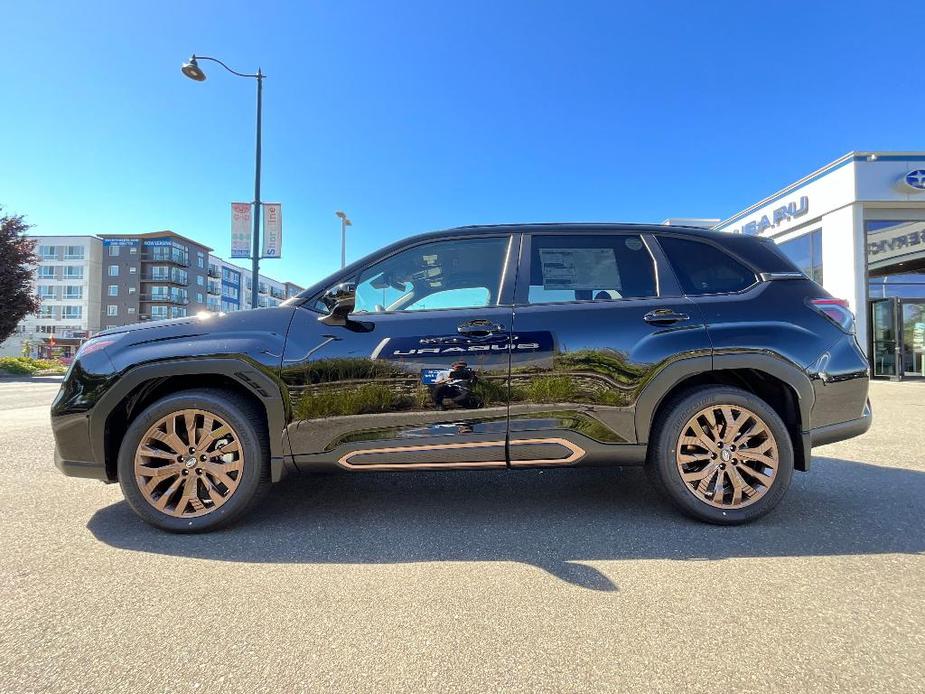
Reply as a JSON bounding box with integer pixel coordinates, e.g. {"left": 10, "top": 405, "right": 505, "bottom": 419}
{"left": 714, "top": 152, "right": 925, "bottom": 381}
{"left": 1, "top": 236, "right": 103, "bottom": 358}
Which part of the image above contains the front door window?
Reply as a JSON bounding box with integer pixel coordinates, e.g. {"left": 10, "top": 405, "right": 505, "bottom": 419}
{"left": 353, "top": 236, "right": 510, "bottom": 314}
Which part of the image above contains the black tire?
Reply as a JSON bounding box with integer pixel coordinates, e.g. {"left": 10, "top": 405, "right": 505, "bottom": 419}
{"left": 646, "top": 386, "right": 794, "bottom": 525}
{"left": 117, "top": 388, "right": 270, "bottom": 532}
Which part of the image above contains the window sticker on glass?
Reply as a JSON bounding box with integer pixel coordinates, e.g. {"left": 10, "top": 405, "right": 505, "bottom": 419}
{"left": 539, "top": 248, "right": 621, "bottom": 291}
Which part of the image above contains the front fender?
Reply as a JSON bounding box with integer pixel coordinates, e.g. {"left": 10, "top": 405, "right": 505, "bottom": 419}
{"left": 90, "top": 358, "right": 290, "bottom": 482}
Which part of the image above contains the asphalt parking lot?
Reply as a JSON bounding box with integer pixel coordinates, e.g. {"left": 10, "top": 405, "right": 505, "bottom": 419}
{"left": 0, "top": 378, "right": 922, "bottom": 693}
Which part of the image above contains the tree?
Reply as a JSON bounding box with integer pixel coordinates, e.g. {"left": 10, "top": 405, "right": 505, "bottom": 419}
{"left": 0, "top": 210, "right": 39, "bottom": 344}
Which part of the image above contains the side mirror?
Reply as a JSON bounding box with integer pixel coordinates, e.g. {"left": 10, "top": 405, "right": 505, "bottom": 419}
{"left": 318, "top": 282, "right": 356, "bottom": 326}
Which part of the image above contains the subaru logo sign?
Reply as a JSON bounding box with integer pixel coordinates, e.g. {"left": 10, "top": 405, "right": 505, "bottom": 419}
{"left": 903, "top": 170, "right": 925, "bottom": 191}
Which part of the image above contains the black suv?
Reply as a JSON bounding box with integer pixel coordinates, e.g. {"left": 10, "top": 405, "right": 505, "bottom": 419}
{"left": 52, "top": 224, "right": 871, "bottom": 531}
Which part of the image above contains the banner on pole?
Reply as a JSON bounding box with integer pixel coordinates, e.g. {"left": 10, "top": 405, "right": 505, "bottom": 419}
{"left": 262, "top": 203, "right": 282, "bottom": 258}
{"left": 231, "top": 203, "right": 252, "bottom": 258}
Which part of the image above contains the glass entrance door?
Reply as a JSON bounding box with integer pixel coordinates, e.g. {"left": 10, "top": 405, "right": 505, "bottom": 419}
{"left": 870, "top": 298, "right": 898, "bottom": 378}
{"left": 900, "top": 299, "right": 925, "bottom": 378}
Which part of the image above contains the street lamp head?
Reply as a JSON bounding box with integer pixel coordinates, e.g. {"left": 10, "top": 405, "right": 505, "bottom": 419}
{"left": 335, "top": 210, "right": 347, "bottom": 220}
{"left": 181, "top": 56, "right": 207, "bottom": 81}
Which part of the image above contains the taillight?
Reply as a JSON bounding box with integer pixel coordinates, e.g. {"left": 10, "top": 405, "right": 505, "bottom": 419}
{"left": 809, "top": 298, "right": 855, "bottom": 333}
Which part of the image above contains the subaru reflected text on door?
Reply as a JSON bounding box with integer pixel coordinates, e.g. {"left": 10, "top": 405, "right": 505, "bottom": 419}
{"left": 51, "top": 224, "right": 872, "bottom": 531}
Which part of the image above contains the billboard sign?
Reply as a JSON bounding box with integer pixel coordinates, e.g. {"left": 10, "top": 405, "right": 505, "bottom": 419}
{"left": 231, "top": 203, "right": 252, "bottom": 258}
{"left": 262, "top": 203, "right": 282, "bottom": 258}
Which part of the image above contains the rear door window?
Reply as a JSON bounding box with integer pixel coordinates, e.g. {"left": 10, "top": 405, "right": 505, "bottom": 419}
{"left": 658, "top": 236, "right": 757, "bottom": 295}
{"left": 524, "top": 234, "right": 658, "bottom": 304}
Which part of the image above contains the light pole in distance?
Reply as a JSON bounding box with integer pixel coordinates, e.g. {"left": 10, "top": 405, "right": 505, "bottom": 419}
{"left": 336, "top": 210, "right": 352, "bottom": 269}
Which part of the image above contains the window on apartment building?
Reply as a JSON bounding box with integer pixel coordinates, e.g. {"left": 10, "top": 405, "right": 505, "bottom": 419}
{"left": 109, "top": 245, "right": 120, "bottom": 257}
{"left": 129, "top": 266, "right": 137, "bottom": 274}
{"left": 196, "top": 293, "right": 204, "bottom": 304}
{"left": 63, "top": 286, "right": 83, "bottom": 299}
{"left": 38, "top": 266, "right": 56, "bottom": 279}
{"left": 38, "top": 306, "right": 54, "bottom": 318}
{"left": 224, "top": 286, "right": 239, "bottom": 300}
{"left": 39, "top": 246, "right": 57, "bottom": 260}
{"left": 108, "top": 285, "right": 118, "bottom": 296}
{"left": 109, "top": 265, "right": 119, "bottom": 277}
{"left": 173, "top": 268, "right": 188, "bottom": 284}
{"left": 151, "top": 306, "right": 168, "bottom": 319}
{"left": 128, "top": 307, "right": 136, "bottom": 314}
{"left": 151, "top": 266, "right": 169, "bottom": 280}
{"left": 38, "top": 286, "right": 56, "bottom": 299}
{"left": 128, "top": 287, "right": 136, "bottom": 294}
{"left": 171, "top": 307, "right": 187, "bottom": 318}
{"left": 196, "top": 275, "right": 204, "bottom": 286}
{"left": 62, "top": 306, "right": 82, "bottom": 319}
{"left": 64, "top": 266, "right": 83, "bottom": 279}
{"left": 64, "top": 246, "right": 84, "bottom": 260}
{"left": 197, "top": 253, "right": 205, "bottom": 268}
{"left": 107, "top": 305, "right": 118, "bottom": 316}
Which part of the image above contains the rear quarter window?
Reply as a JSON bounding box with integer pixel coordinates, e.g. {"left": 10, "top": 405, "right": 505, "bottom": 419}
{"left": 658, "top": 236, "right": 757, "bottom": 295}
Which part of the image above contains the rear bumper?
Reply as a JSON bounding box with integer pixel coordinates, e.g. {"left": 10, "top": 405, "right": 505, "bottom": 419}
{"left": 810, "top": 401, "right": 873, "bottom": 448}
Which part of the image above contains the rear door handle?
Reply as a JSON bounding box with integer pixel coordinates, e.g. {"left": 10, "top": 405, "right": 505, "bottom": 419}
{"left": 643, "top": 309, "right": 689, "bottom": 325}
{"left": 458, "top": 320, "right": 505, "bottom": 337}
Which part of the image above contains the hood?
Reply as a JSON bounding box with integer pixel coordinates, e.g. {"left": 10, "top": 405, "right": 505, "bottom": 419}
{"left": 96, "top": 307, "right": 294, "bottom": 347}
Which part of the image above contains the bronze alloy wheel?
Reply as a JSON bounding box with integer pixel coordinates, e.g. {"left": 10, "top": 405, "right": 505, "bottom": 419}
{"left": 675, "top": 404, "right": 779, "bottom": 509}
{"left": 133, "top": 409, "right": 245, "bottom": 518}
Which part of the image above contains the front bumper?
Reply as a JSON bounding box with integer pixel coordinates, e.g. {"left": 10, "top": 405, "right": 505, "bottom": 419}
{"left": 52, "top": 410, "right": 108, "bottom": 481}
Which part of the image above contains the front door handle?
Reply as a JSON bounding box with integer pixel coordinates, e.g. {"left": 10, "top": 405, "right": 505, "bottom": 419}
{"left": 457, "top": 320, "right": 505, "bottom": 337}
{"left": 643, "top": 309, "right": 690, "bottom": 325}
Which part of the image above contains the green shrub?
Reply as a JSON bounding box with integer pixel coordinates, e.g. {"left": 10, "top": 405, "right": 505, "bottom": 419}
{"left": 0, "top": 357, "right": 36, "bottom": 375}
{"left": 0, "top": 356, "right": 67, "bottom": 375}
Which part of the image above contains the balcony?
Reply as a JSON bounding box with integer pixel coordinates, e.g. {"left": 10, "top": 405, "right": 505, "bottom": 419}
{"left": 208, "top": 266, "right": 221, "bottom": 278}
{"left": 141, "top": 252, "right": 189, "bottom": 267}
{"left": 140, "top": 294, "right": 189, "bottom": 306}
{"left": 140, "top": 275, "right": 187, "bottom": 286}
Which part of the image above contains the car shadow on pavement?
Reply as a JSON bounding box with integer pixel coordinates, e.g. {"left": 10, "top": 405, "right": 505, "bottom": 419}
{"left": 87, "top": 456, "right": 925, "bottom": 591}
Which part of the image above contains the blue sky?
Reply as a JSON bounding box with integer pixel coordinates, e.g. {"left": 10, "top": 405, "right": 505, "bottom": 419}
{"left": 3, "top": 1, "right": 924, "bottom": 286}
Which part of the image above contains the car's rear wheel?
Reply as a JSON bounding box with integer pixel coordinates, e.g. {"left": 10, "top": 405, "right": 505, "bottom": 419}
{"left": 647, "top": 386, "right": 794, "bottom": 524}
{"left": 117, "top": 388, "right": 270, "bottom": 532}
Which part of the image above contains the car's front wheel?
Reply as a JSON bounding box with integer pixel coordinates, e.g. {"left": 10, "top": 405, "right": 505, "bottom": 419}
{"left": 647, "top": 386, "right": 794, "bottom": 525}
{"left": 117, "top": 388, "right": 270, "bottom": 532}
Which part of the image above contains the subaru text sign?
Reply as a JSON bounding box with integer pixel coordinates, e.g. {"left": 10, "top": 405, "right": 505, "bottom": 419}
{"left": 231, "top": 203, "right": 251, "bottom": 258}
{"left": 732, "top": 196, "right": 809, "bottom": 235}
{"left": 902, "top": 170, "right": 925, "bottom": 191}
{"left": 262, "top": 203, "right": 282, "bottom": 258}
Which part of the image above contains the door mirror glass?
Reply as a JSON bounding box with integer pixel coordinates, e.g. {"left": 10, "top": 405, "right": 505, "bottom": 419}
{"left": 319, "top": 282, "right": 356, "bottom": 325}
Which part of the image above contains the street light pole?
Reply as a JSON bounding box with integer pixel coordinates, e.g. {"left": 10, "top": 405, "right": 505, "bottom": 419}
{"left": 181, "top": 54, "right": 265, "bottom": 309}
{"left": 336, "top": 210, "right": 352, "bottom": 269}
{"left": 251, "top": 69, "right": 263, "bottom": 309}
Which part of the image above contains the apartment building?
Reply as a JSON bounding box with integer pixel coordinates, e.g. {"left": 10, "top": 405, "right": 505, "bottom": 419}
{"left": 1, "top": 231, "right": 305, "bottom": 358}
{"left": 0, "top": 236, "right": 103, "bottom": 358}
{"left": 98, "top": 231, "right": 211, "bottom": 329}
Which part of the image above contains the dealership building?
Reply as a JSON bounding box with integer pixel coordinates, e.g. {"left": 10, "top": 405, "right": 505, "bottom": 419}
{"left": 712, "top": 151, "right": 925, "bottom": 381}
